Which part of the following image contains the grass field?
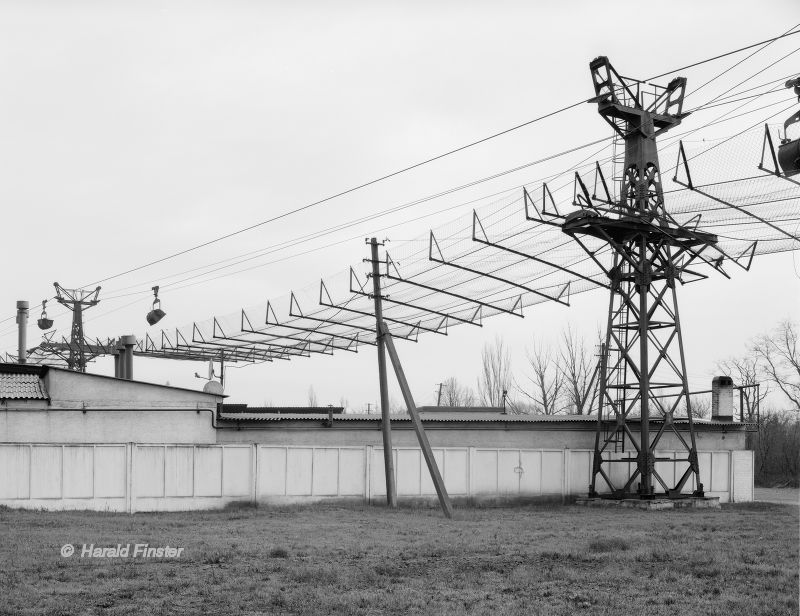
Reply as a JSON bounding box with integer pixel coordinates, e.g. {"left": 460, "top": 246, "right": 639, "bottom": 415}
{"left": 0, "top": 501, "right": 797, "bottom": 616}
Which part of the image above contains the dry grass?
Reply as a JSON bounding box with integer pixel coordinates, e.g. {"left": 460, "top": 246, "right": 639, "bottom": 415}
{"left": 0, "top": 501, "right": 797, "bottom": 615}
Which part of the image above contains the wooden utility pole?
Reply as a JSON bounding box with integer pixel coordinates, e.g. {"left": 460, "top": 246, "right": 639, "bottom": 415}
{"left": 369, "top": 238, "right": 397, "bottom": 508}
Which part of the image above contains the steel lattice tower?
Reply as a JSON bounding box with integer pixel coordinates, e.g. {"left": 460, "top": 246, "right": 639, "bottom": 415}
{"left": 563, "top": 57, "right": 715, "bottom": 499}
{"left": 53, "top": 283, "right": 101, "bottom": 372}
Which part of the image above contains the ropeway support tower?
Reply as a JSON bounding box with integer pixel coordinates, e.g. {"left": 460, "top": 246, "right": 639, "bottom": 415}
{"left": 53, "top": 283, "right": 102, "bottom": 372}
{"left": 563, "top": 57, "right": 714, "bottom": 499}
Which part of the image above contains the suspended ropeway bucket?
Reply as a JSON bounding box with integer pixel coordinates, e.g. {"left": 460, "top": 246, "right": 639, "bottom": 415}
{"left": 778, "top": 77, "right": 800, "bottom": 177}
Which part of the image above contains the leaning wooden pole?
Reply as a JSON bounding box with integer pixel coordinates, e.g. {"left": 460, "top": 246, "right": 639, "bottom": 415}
{"left": 381, "top": 321, "right": 453, "bottom": 519}
{"left": 369, "top": 238, "right": 397, "bottom": 508}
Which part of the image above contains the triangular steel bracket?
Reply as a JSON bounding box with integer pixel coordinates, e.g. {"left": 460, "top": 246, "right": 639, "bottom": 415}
{"left": 573, "top": 171, "right": 594, "bottom": 208}
{"left": 289, "top": 293, "right": 303, "bottom": 318}
{"left": 192, "top": 323, "right": 206, "bottom": 344}
{"left": 434, "top": 315, "right": 448, "bottom": 335}
{"left": 212, "top": 317, "right": 225, "bottom": 339}
{"left": 349, "top": 267, "right": 368, "bottom": 294}
{"left": 684, "top": 213, "right": 702, "bottom": 230}
{"left": 161, "top": 330, "right": 175, "bottom": 350}
{"left": 265, "top": 301, "right": 280, "bottom": 325}
{"left": 523, "top": 186, "right": 542, "bottom": 220}
{"left": 472, "top": 210, "right": 490, "bottom": 243}
{"left": 177, "top": 328, "right": 192, "bottom": 348}
{"left": 241, "top": 309, "right": 254, "bottom": 331}
{"left": 593, "top": 161, "right": 613, "bottom": 205}
{"left": 758, "top": 124, "right": 782, "bottom": 176}
{"left": 345, "top": 334, "right": 360, "bottom": 352}
{"left": 470, "top": 305, "right": 483, "bottom": 326}
{"left": 541, "top": 182, "right": 560, "bottom": 216}
{"left": 556, "top": 281, "right": 571, "bottom": 305}
{"left": 510, "top": 294, "right": 524, "bottom": 317}
{"left": 319, "top": 280, "right": 334, "bottom": 306}
{"left": 385, "top": 252, "right": 402, "bottom": 279}
{"left": 734, "top": 241, "right": 758, "bottom": 271}
{"left": 672, "top": 140, "right": 694, "bottom": 189}
{"left": 428, "top": 231, "right": 445, "bottom": 262}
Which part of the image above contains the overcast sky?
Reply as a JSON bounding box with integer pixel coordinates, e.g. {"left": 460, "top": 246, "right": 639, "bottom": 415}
{"left": 0, "top": 1, "right": 798, "bottom": 410}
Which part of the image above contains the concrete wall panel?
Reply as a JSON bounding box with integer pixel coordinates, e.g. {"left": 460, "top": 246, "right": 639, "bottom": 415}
{"left": 397, "top": 449, "right": 421, "bottom": 496}
{"left": 0, "top": 441, "right": 748, "bottom": 510}
{"left": 94, "top": 445, "right": 126, "bottom": 498}
{"left": 420, "top": 449, "right": 446, "bottom": 496}
{"left": 569, "top": 450, "right": 592, "bottom": 496}
{"left": 541, "top": 451, "right": 563, "bottom": 494}
{"left": 63, "top": 446, "right": 93, "bottom": 498}
{"left": 711, "top": 451, "right": 730, "bottom": 492}
{"left": 731, "top": 450, "right": 753, "bottom": 502}
{"left": 473, "top": 450, "right": 498, "bottom": 494}
{"left": 286, "top": 448, "right": 312, "bottom": 496}
{"left": 498, "top": 450, "right": 520, "bottom": 495}
{"left": 222, "top": 446, "right": 251, "bottom": 497}
{"left": 311, "top": 449, "right": 339, "bottom": 496}
{"left": 194, "top": 447, "right": 222, "bottom": 497}
{"left": 257, "top": 447, "right": 286, "bottom": 496}
{"left": 0, "top": 445, "right": 30, "bottom": 499}
{"left": 165, "top": 446, "right": 194, "bottom": 497}
{"left": 443, "top": 449, "right": 468, "bottom": 495}
{"left": 520, "top": 450, "right": 542, "bottom": 495}
{"left": 136, "top": 446, "right": 164, "bottom": 498}
{"left": 370, "top": 448, "right": 397, "bottom": 497}
{"left": 338, "top": 449, "right": 365, "bottom": 496}
{"left": 30, "top": 446, "right": 61, "bottom": 499}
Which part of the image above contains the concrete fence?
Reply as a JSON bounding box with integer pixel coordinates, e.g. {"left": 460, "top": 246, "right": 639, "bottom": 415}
{"left": 0, "top": 443, "right": 753, "bottom": 511}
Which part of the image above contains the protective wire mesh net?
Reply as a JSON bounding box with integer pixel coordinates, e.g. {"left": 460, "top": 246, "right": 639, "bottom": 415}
{"left": 135, "top": 119, "right": 799, "bottom": 366}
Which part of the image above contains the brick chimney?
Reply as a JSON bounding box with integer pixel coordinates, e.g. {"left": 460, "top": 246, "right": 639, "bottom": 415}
{"left": 711, "top": 376, "right": 734, "bottom": 421}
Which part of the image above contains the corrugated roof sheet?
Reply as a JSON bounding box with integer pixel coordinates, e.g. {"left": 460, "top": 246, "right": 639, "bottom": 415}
{"left": 0, "top": 372, "right": 49, "bottom": 400}
{"left": 222, "top": 405, "right": 345, "bottom": 414}
{"left": 217, "top": 411, "right": 745, "bottom": 426}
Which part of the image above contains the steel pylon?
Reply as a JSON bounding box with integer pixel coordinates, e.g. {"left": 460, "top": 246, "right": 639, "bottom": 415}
{"left": 53, "top": 283, "right": 101, "bottom": 372}
{"left": 563, "top": 57, "right": 715, "bottom": 499}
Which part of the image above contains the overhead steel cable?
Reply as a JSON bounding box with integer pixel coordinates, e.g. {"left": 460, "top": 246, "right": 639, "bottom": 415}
{"left": 7, "top": 81, "right": 790, "bottom": 342}
{"left": 644, "top": 26, "right": 800, "bottom": 82}
{"left": 81, "top": 99, "right": 592, "bottom": 288}
{"left": 9, "top": 95, "right": 784, "bottom": 343}
{"left": 75, "top": 29, "right": 800, "bottom": 291}
{"left": 13, "top": 42, "right": 799, "bottom": 350}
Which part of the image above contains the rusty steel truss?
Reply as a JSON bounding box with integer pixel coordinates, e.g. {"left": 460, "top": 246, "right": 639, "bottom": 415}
{"left": 566, "top": 57, "right": 712, "bottom": 498}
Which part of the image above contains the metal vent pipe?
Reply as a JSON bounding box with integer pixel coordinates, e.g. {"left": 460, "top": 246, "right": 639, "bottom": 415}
{"left": 16, "top": 301, "right": 29, "bottom": 365}
{"left": 119, "top": 336, "right": 136, "bottom": 381}
{"left": 120, "top": 335, "right": 136, "bottom": 380}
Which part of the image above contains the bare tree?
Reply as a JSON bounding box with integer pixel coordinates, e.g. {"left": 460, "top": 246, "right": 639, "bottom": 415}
{"left": 478, "top": 336, "right": 511, "bottom": 408}
{"left": 754, "top": 320, "right": 800, "bottom": 411}
{"left": 517, "top": 341, "right": 565, "bottom": 415}
{"left": 558, "top": 327, "right": 599, "bottom": 414}
{"left": 441, "top": 377, "right": 476, "bottom": 407}
{"left": 676, "top": 393, "right": 711, "bottom": 419}
{"left": 717, "top": 354, "right": 769, "bottom": 421}
{"left": 389, "top": 396, "right": 406, "bottom": 414}
{"left": 307, "top": 386, "right": 318, "bottom": 407}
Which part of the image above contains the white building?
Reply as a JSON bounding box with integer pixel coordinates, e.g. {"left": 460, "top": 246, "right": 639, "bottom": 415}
{"left": 0, "top": 363, "right": 753, "bottom": 511}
